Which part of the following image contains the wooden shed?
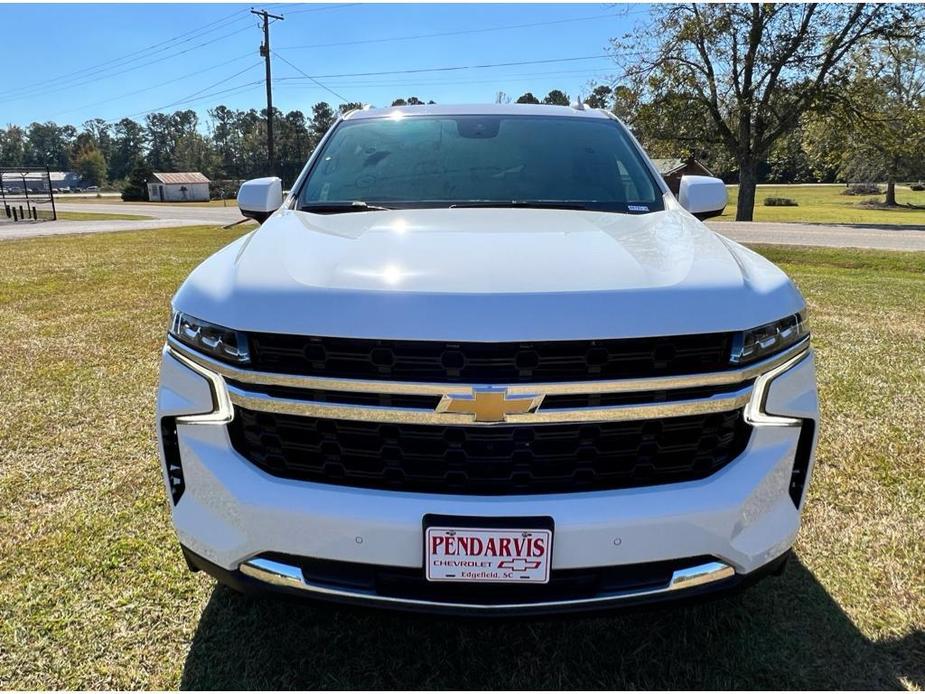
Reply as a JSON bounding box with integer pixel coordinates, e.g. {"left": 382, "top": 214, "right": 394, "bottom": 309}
{"left": 651, "top": 157, "right": 713, "bottom": 195}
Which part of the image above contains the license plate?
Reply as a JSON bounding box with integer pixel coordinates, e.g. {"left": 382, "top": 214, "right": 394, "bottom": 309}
{"left": 425, "top": 525, "right": 552, "bottom": 584}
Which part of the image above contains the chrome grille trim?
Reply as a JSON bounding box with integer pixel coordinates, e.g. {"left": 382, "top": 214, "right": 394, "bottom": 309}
{"left": 165, "top": 336, "right": 808, "bottom": 426}
{"left": 225, "top": 382, "right": 753, "bottom": 425}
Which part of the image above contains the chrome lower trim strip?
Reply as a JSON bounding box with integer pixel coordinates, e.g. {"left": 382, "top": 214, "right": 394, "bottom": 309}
{"left": 226, "top": 382, "right": 753, "bottom": 425}
{"left": 166, "top": 334, "right": 810, "bottom": 398}
{"left": 239, "top": 557, "right": 735, "bottom": 612}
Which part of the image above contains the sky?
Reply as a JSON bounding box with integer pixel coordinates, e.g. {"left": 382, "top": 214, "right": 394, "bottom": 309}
{"left": 0, "top": 2, "right": 648, "bottom": 129}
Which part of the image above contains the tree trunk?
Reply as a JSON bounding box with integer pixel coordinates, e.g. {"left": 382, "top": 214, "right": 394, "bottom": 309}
{"left": 885, "top": 176, "right": 897, "bottom": 207}
{"left": 736, "top": 160, "right": 758, "bottom": 221}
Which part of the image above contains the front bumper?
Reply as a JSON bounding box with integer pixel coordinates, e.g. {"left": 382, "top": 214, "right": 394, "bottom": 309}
{"left": 182, "top": 545, "right": 791, "bottom": 616}
{"left": 156, "top": 344, "right": 818, "bottom": 614}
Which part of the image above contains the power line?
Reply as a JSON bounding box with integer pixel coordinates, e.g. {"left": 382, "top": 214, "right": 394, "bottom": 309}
{"left": 112, "top": 53, "right": 623, "bottom": 118}
{"left": 49, "top": 53, "right": 255, "bottom": 119}
{"left": 0, "top": 11, "right": 251, "bottom": 103}
{"left": 275, "top": 54, "right": 617, "bottom": 81}
{"left": 276, "top": 12, "right": 624, "bottom": 51}
{"left": 275, "top": 68, "right": 619, "bottom": 93}
{"left": 109, "top": 81, "right": 266, "bottom": 123}
{"left": 283, "top": 3, "right": 363, "bottom": 16}
{"left": 125, "top": 62, "right": 264, "bottom": 118}
{"left": 272, "top": 51, "right": 352, "bottom": 103}
{"left": 0, "top": 21, "right": 255, "bottom": 106}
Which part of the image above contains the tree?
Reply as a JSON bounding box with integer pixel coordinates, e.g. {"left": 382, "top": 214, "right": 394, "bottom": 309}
{"left": 516, "top": 92, "right": 540, "bottom": 104}
{"left": 208, "top": 106, "right": 239, "bottom": 180}
{"left": 109, "top": 118, "right": 145, "bottom": 182}
{"left": 542, "top": 90, "right": 569, "bottom": 106}
{"left": 805, "top": 36, "right": 925, "bottom": 204}
{"left": 24, "top": 122, "right": 75, "bottom": 169}
{"left": 174, "top": 130, "right": 217, "bottom": 177}
{"left": 144, "top": 112, "right": 174, "bottom": 171}
{"left": 309, "top": 102, "right": 336, "bottom": 146}
{"left": 338, "top": 102, "right": 365, "bottom": 114}
{"left": 612, "top": 3, "right": 917, "bottom": 220}
{"left": 72, "top": 145, "right": 107, "bottom": 186}
{"left": 81, "top": 118, "right": 113, "bottom": 165}
{"left": 121, "top": 159, "right": 151, "bottom": 201}
{"left": 584, "top": 85, "right": 613, "bottom": 109}
{"left": 0, "top": 125, "right": 26, "bottom": 166}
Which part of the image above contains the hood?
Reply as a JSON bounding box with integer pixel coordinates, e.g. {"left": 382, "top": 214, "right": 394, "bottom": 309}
{"left": 173, "top": 207, "right": 804, "bottom": 341}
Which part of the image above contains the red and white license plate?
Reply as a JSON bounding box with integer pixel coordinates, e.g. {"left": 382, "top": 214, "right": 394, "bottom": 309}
{"left": 425, "top": 526, "right": 552, "bottom": 584}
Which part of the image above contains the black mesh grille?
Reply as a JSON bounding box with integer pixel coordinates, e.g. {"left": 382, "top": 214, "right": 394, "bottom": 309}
{"left": 245, "top": 332, "right": 735, "bottom": 383}
{"left": 228, "top": 408, "right": 751, "bottom": 495}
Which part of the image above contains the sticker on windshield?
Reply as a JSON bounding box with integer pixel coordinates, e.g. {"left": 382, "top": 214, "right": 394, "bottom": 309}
{"left": 628, "top": 205, "right": 650, "bottom": 212}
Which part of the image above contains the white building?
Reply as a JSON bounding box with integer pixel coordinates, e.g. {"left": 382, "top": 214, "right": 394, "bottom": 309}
{"left": 147, "top": 172, "right": 210, "bottom": 202}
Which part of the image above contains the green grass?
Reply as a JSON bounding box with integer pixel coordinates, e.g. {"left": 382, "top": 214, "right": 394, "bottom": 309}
{"left": 0, "top": 227, "right": 923, "bottom": 689}
{"left": 717, "top": 184, "right": 925, "bottom": 225}
{"left": 54, "top": 211, "right": 153, "bottom": 221}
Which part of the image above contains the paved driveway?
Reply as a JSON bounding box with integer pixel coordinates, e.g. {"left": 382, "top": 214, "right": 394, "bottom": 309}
{"left": 3, "top": 203, "right": 925, "bottom": 251}
{"left": 0, "top": 202, "right": 245, "bottom": 240}
{"left": 708, "top": 221, "right": 925, "bottom": 251}
{"left": 56, "top": 201, "right": 243, "bottom": 225}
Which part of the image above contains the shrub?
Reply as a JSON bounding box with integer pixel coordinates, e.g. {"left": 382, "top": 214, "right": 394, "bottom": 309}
{"left": 841, "top": 183, "right": 882, "bottom": 196}
{"left": 763, "top": 197, "right": 799, "bottom": 207}
{"left": 909, "top": 182, "right": 925, "bottom": 191}
{"left": 121, "top": 160, "right": 151, "bottom": 201}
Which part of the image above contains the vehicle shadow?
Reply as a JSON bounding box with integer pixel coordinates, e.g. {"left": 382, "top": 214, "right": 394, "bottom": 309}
{"left": 180, "top": 557, "right": 922, "bottom": 689}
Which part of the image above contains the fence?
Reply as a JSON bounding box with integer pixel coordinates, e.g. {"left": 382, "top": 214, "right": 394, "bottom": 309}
{"left": 0, "top": 166, "right": 57, "bottom": 222}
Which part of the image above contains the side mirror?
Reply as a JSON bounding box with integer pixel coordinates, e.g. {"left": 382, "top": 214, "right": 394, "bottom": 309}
{"left": 237, "top": 177, "right": 283, "bottom": 223}
{"left": 678, "top": 175, "right": 727, "bottom": 220}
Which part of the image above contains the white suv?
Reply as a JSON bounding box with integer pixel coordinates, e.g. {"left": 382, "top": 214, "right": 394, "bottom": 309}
{"left": 157, "top": 104, "right": 817, "bottom": 615}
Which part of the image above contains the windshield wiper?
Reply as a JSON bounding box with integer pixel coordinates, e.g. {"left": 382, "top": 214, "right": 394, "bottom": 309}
{"left": 300, "top": 201, "right": 392, "bottom": 213}
{"left": 449, "top": 200, "right": 590, "bottom": 211}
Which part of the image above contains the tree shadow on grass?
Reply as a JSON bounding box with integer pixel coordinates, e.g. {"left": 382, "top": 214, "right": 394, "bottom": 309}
{"left": 807, "top": 222, "right": 925, "bottom": 232}
{"left": 181, "top": 557, "right": 922, "bottom": 690}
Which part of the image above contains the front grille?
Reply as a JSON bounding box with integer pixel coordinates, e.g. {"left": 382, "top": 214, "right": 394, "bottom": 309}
{"left": 245, "top": 332, "right": 735, "bottom": 383}
{"left": 228, "top": 407, "right": 751, "bottom": 495}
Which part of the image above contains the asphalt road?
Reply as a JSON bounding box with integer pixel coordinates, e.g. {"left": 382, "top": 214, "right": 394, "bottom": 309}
{"left": 708, "top": 220, "right": 925, "bottom": 252}
{"left": 3, "top": 202, "right": 925, "bottom": 251}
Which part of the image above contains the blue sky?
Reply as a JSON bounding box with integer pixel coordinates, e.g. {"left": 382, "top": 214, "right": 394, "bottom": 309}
{"left": 0, "top": 3, "right": 647, "bottom": 128}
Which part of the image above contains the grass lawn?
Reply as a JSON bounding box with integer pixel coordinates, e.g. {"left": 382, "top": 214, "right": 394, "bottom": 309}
{"left": 717, "top": 184, "right": 925, "bottom": 225}
{"left": 0, "top": 226, "right": 922, "bottom": 689}
{"left": 54, "top": 210, "right": 153, "bottom": 222}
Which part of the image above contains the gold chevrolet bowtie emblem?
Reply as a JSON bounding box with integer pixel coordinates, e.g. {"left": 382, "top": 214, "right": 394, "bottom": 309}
{"left": 436, "top": 387, "right": 544, "bottom": 423}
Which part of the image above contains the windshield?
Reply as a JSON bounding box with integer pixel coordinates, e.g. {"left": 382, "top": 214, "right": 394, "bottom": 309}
{"left": 298, "top": 115, "right": 664, "bottom": 213}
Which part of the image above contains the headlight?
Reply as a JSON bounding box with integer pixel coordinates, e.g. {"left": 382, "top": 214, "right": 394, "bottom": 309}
{"left": 169, "top": 310, "right": 250, "bottom": 364}
{"left": 730, "top": 312, "right": 808, "bottom": 365}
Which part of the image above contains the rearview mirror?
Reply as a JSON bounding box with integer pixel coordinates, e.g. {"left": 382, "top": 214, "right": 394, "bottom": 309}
{"left": 678, "top": 175, "right": 727, "bottom": 220}
{"left": 237, "top": 177, "right": 283, "bottom": 223}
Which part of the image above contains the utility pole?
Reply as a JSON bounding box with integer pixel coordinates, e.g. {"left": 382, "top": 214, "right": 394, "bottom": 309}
{"left": 251, "top": 7, "right": 283, "bottom": 176}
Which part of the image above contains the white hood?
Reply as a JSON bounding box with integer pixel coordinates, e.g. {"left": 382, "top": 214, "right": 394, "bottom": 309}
{"left": 173, "top": 207, "right": 804, "bottom": 341}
